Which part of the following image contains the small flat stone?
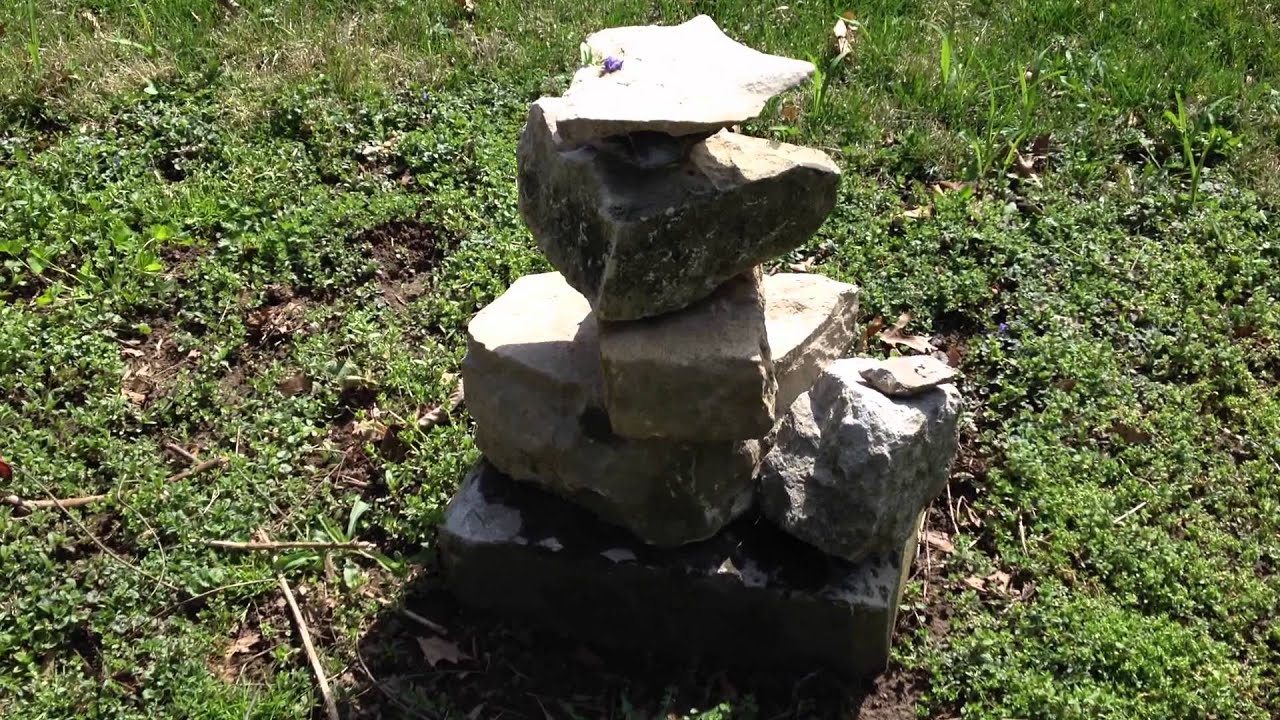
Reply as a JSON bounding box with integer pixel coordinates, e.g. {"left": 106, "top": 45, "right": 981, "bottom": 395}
{"left": 762, "top": 273, "right": 861, "bottom": 413}
{"left": 600, "top": 270, "right": 777, "bottom": 442}
{"left": 554, "top": 15, "right": 814, "bottom": 145}
{"left": 858, "top": 355, "right": 959, "bottom": 396}
{"left": 462, "top": 272, "right": 760, "bottom": 547}
{"left": 759, "top": 358, "right": 961, "bottom": 563}
{"left": 439, "top": 460, "right": 916, "bottom": 678}
{"left": 517, "top": 103, "right": 840, "bottom": 321}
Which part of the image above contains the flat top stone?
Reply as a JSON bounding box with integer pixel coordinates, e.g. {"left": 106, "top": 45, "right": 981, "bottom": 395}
{"left": 467, "top": 272, "right": 598, "bottom": 388}
{"left": 858, "top": 355, "right": 959, "bottom": 396}
{"left": 762, "top": 273, "right": 859, "bottom": 365}
{"left": 554, "top": 15, "right": 814, "bottom": 144}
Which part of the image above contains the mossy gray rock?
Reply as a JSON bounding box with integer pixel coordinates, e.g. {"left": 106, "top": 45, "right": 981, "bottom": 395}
{"left": 516, "top": 101, "right": 840, "bottom": 320}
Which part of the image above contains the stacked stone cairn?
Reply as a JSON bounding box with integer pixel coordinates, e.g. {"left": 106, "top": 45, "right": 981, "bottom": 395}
{"left": 439, "top": 16, "right": 962, "bottom": 678}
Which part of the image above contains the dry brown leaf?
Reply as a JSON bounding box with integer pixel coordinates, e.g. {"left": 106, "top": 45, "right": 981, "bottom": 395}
{"left": 945, "top": 344, "right": 963, "bottom": 368}
{"left": 923, "top": 530, "right": 955, "bottom": 554}
{"left": 1013, "top": 152, "right": 1037, "bottom": 177}
{"left": 878, "top": 312, "right": 935, "bottom": 354}
{"left": 417, "top": 635, "right": 471, "bottom": 668}
{"left": 1109, "top": 420, "right": 1152, "bottom": 445}
{"left": 277, "top": 371, "right": 312, "bottom": 397}
{"left": 352, "top": 417, "right": 388, "bottom": 443}
{"left": 902, "top": 205, "right": 932, "bottom": 220}
{"left": 786, "top": 256, "right": 814, "bottom": 273}
{"left": 931, "top": 180, "right": 971, "bottom": 194}
{"left": 861, "top": 315, "right": 886, "bottom": 347}
{"left": 987, "top": 570, "right": 1013, "bottom": 593}
{"left": 962, "top": 576, "right": 985, "bottom": 591}
{"left": 1030, "top": 133, "right": 1051, "bottom": 158}
{"left": 831, "top": 19, "right": 853, "bottom": 58}
{"left": 123, "top": 389, "right": 148, "bottom": 406}
{"left": 224, "top": 630, "right": 261, "bottom": 660}
{"left": 780, "top": 102, "right": 800, "bottom": 123}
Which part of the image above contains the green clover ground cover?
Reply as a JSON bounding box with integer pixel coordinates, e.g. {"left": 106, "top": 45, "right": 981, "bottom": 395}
{"left": 2, "top": 1, "right": 1278, "bottom": 718}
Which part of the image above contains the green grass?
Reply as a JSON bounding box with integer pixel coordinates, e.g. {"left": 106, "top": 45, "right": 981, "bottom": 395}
{"left": 2, "top": 0, "right": 1279, "bottom": 718}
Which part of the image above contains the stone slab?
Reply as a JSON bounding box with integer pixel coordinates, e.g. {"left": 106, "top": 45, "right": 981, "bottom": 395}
{"left": 555, "top": 15, "right": 814, "bottom": 145}
{"left": 517, "top": 102, "right": 840, "bottom": 320}
{"left": 439, "top": 460, "right": 917, "bottom": 678}
{"left": 859, "top": 355, "right": 959, "bottom": 396}
{"left": 600, "top": 270, "right": 777, "bottom": 442}
{"left": 463, "top": 272, "right": 760, "bottom": 547}
{"left": 760, "top": 358, "right": 961, "bottom": 563}
{"left": 762, "top": 272, "right": 861, "bottom": 413}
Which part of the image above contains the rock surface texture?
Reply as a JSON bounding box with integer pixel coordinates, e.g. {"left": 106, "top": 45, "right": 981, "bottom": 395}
{"left": 517, "top": 101, "right": 840, "bottom": 320}
{"left": 759, "top": 358, "right": 962, "bottom": 563}
{"left": 762, "top": 273, "right": 860, "bottom": 412}
{"left": 600, "top": 270, "right": 776, "bottom": 441}
{"left": 858, "top": 355, "right": 959, "bottom": 396}
{"left": 462, "top": 272, "right": 760, "bottom": 547}
{"left": 553, "top": 15, "right": 814, "bottom": 145}
{"left": 439, "top": 460, "right": 915, "bottom": 677}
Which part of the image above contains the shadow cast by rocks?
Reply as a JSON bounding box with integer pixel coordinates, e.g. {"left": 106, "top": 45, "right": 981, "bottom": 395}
{"left": 348, "top": 562, "right": 925, "bottom": 720}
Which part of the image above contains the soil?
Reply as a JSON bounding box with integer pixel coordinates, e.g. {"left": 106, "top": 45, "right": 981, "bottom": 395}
{"left": 353, "top": 219, "right": 457, "bottom": 308}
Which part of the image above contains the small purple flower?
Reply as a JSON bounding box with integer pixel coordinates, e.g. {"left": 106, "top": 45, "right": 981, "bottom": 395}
{"left": 998, "top": 322, "right": 1010, "bottom": 334}
{"left": 602, "top": 56, "right": 624, "bottom": 74}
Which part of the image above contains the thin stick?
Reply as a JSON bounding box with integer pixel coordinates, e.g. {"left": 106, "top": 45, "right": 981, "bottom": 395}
{"left": 166, "top": 457, "right": 227, "bottom": 484}
{"left": 33, "top": 479, "right": 179, "bottom": 592}
{"left": 164, "top": 441, "right": 201, "bottom": 464}
{"left": 355, "top": 639, "right": 437, "bottom": 720}
{"left": 4, "top": 494, "right": 107, "bottom": 510}
{"left": 400, "top": 608, "right": 449, "bottom": 636}
{"left": 945, "top": 479, "right": 960, "bottom": 536}
{"left": 417, "top": 382, "right": 465, "bottom": 430}
{"left": 1112, "top": 501, "right": 1148, "bottom": 525}
{"left": 158, "top": 578, "right": 275, "bottom": 618}
{"left": 278, "top": 574, "right": 340, "bottom": 720}
{"left": 207, "top": 539, "right": 376, "bottom": 552}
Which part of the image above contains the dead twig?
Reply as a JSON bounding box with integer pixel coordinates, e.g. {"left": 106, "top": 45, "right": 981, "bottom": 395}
{"left": 1112, "top": 501, "right": 1148, "bottom": 525}
{"left": 400, "top": 608, "right": 449, "bottom": 636}
{"left": 207, "top": 539, "right": 376, "bottom": 552}
{"left": 278, "top": 573, "right": 340, "bottom": 720}
{"left": 164, "top": 441, "right": 201, "bottom": 464}
{"left": 4, "top": 493, "right": 107, "bottom": 511}
{"left": 355, "top": 637, "right": 438, "bottom": 720}
{"left": 166, "top": 457, "right": 227, "bottom": 484}
{"left": 417, "top": 381, "right": 465, "bottom": 430}
{"left": 32, "top": 479, "right": 179, "bottom": 592}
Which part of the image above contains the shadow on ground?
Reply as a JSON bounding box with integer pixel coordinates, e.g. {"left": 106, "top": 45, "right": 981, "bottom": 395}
{"left": 344, "top": 563, "right": 925, "bottom": 719}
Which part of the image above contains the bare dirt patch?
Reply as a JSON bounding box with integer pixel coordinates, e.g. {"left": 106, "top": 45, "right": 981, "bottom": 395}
{"left": 353, "top": 219, "right": 457, "bottom": 307}
{"left": 120, "top": 324, "right": 196, "bottom": 408}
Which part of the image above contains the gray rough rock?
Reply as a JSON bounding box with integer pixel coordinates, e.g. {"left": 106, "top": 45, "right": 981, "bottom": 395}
{"left": 759, "top": 358, "right": 961, "bottom": 562}
{"left": 517, "top": 101, "right": 840, "bottom": 321}
{"left": 859, "top": 355, "right": 959, "bottom": 396}
{"left": 554, "top": 15, "right": 814, "bottom": 145}
{"left": 462, "top": 272, "right": 760, "bottom": 547}
{"left": 600, "top": 270, "right": 776, "bottom": 441}
{"left": 762, "top": 273, "right": 860, "bottom": 413}
{"left": 439, "top": 460, "right": 917, "bottom": 678}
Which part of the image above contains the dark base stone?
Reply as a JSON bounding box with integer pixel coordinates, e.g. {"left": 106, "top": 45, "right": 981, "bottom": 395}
{"left": 438, "top": 460, "right": 916, "bottom": 679}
